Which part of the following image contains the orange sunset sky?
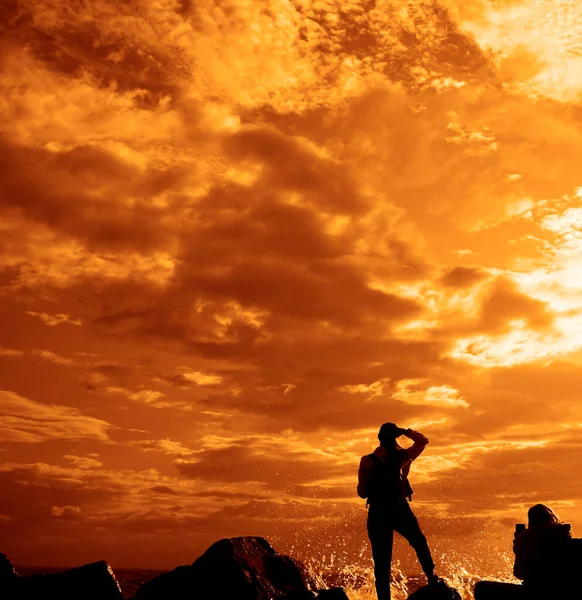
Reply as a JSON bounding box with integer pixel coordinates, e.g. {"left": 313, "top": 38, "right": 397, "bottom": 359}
{"left": 2, "top": 0, "right": 582, "bottom": 575}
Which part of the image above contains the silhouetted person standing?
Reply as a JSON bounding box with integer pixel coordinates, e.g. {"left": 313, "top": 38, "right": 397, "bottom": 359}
{"left": 358, "top": 422, "right": 438, "bottom": 600}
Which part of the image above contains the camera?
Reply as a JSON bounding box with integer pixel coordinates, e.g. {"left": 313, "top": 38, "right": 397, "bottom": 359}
{"left": 514, "top": 523, "right": 526, "bottom": 539}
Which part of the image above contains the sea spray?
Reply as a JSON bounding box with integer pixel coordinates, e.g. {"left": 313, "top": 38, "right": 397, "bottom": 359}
{"left": 275, "top": 519, "right": 522, "bottom": 599}
{"left": 303, "top": 555, "right": 521, "bottom": 600}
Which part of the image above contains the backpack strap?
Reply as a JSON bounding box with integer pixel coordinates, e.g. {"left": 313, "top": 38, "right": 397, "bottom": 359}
{"left": 366, "top": 454, "right": 380, "bottom": 508}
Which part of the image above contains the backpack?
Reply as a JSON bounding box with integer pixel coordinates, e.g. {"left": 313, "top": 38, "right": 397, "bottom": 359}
{"left": 366, "top": 449, "right": 412, "bottom": 506}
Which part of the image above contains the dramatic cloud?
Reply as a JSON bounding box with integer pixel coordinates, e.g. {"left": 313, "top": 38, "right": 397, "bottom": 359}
{"left": 440, "top": 266, "right": 488, "bottom": 289}
{"left": 131, "top": 439, "right": 194, "bottom": 456}
{"left": 64, "top": 455, "right": 104, "bottom": 469}
{"left": 26, "top": 312, "right": 82, "bottom": 326}
{"left": 32, "top": 349, "right": 76, "bottom": 366}
{"left": 2, "top": 0, "right": 582, "bottom": 579}
{"left": 0, "top": 391, "right": 111, "bottom": 444}
{"left": 174, "top": 436, "right": 350, "bottom": 487}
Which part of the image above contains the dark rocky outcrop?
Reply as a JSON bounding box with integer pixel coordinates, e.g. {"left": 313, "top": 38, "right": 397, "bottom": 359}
{"left": 0, "top": 553, "right": 18, "bottom": 599}
{"left": 1, "top": 538, "right": 349, "bottom": 600}
{"left": 315, "top": 589, "right": 350, "bottom": 600}
{"left": 0, "top": 553, "right": 18, "bottom": 579}
{"left": 407, "top": 582, "right": 462, "bottom": 600}
{"left": 5, "top": 560, "right": 123, "bottom": 600}
{"left": 133, "top": 536, "right": 318, "bottom": 600}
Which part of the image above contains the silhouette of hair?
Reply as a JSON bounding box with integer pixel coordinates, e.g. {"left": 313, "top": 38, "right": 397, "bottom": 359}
{"left": 528, "top": 504, "right": 559, "bottom": 526}
{"left": 378, "top": 422, "right": 400, "bottom": 445}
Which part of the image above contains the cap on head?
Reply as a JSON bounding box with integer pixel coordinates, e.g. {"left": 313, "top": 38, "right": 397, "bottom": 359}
{"left": 378, "top": 422, "right": 400, "bottom": 444}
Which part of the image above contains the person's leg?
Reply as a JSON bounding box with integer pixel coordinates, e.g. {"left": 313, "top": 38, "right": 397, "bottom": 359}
{"left": 367, "top": 504, "right": 395, "bottom": 600}
{"left": 474, "top": 581, "right": 528, "bottom": 600}
{"left": 392, "top": 501, "right": 435, "bottom": 579}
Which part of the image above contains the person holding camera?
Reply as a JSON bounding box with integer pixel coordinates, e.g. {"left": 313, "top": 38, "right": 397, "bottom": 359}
{"left": 357, "top": 422, "right": 440, "bottom": 600}
{"left": 474, "top": 504, "right": 577, "bottom": 599}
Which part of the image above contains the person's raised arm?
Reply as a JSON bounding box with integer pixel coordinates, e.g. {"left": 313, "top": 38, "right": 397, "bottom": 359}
{"left": 403, "top": 429, "right": 429, "bottom": 461}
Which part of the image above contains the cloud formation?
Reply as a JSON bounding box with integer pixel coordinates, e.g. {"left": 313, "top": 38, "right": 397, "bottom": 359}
{"left": 2, "top": 0, "right": 582, "bottom": 576}
{"left": 0, "top": 391, "right": 111, "bottom": 443}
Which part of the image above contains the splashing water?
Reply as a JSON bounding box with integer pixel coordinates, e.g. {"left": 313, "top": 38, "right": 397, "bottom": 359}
{"left": 302, "top": 550, "right": 519, "bottom": 600}
{"left": 305, "top": 563, "right": 517, "bottom": 600}
{"left": 276, "top": 510, "right": 522, "bottom": 599}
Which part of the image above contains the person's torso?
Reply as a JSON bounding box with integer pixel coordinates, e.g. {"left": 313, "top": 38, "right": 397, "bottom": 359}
{"left": 517, "top": 524, "right": 574, "bottom": 587}
{"left": 366, "top": 448, "right": 411, "bottom": 506}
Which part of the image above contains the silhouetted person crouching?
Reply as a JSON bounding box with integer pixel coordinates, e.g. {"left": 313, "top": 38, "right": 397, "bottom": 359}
{"left": 358, "top": 423, "right": 439, "bottom": 600}
{"left": 474, "top": 504, "right": 581, "bottom": 599}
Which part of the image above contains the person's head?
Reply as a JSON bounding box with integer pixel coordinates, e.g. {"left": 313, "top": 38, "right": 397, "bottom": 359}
{"left": 528, "top": 504, "right": 559, "bottom": 526}
{"left": 378, "top": 422, "right": 403, "bottom": 447}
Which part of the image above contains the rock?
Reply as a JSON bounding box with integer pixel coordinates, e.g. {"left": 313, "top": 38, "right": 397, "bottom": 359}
{"left": 0, "top": 553, "right": 17, "bottom": 579}
{"left": 316, "top": 589, "right": 350, "bottom": 600}
{"left": 9, "top": 560, "right": 123, "bottom": 600}
{"left": 133, "top": 536, "right": 319, "bottom": 600}
{"left": 407, "top": 581, "right": 462, "bottom": 600}
{"left": 0, "top": 554, "right": 18, "bottom": 599}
